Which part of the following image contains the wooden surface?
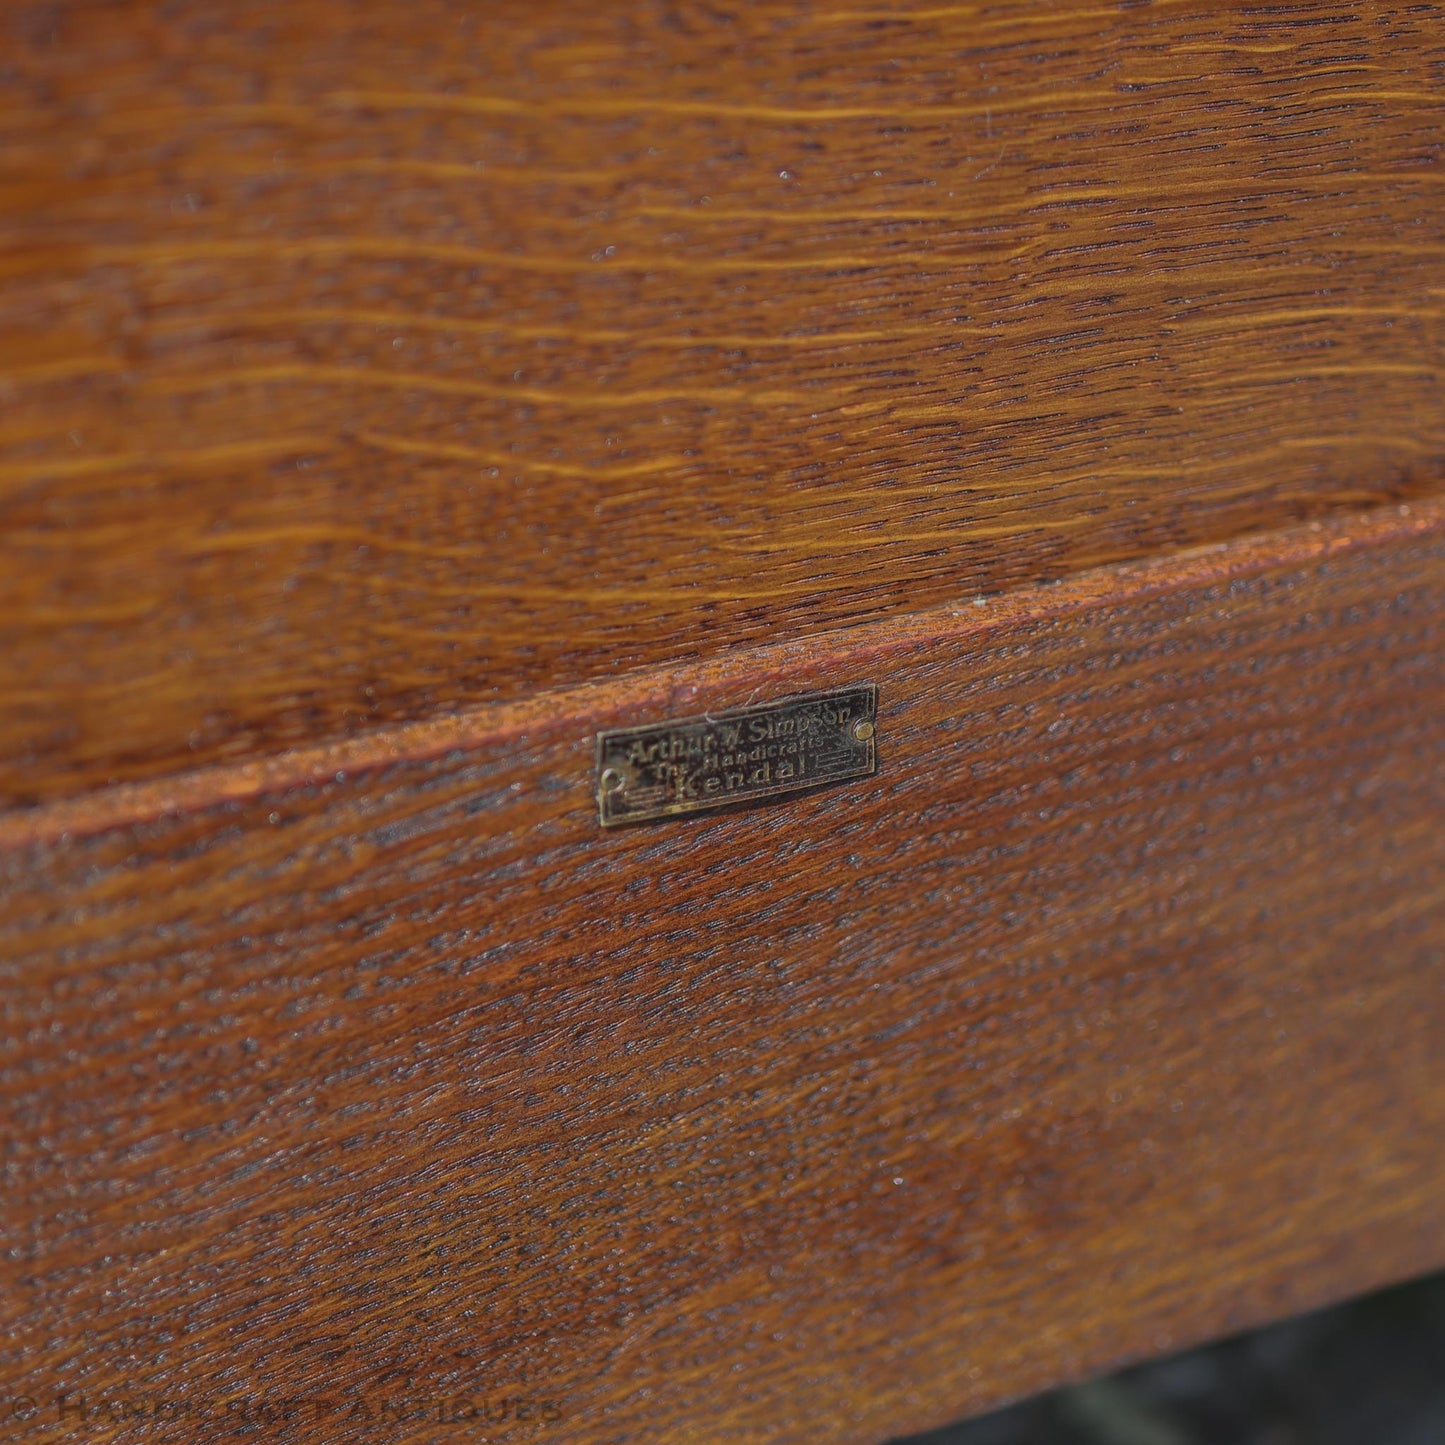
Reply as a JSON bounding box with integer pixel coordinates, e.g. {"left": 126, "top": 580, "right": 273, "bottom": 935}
{"left": 4, "top": 500, "right": 1443, "bottom": 1444}
{"left": 3, "top": 0, "right": 1444, "bottom": 804}
{"left": 4, "top": 4, "right": 1443, "bottom": 1437}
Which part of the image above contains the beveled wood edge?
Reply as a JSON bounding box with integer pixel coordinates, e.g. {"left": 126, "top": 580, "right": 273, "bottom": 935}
{"left": 3, "top": 497, "right": 1439, "bottom": 852}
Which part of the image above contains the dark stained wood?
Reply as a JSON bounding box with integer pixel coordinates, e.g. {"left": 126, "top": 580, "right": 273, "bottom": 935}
{"left": 2, "top": 0, "right": 1443, "bottom": 804}
{"left": 4, "top": 500, "right": 1443, "bottom": 1444}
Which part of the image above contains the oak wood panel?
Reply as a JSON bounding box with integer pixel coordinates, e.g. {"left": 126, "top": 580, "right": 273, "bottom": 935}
{"left": 2, "top": 0, "right": 1443, "bottom": 804}
{"left": 3, "top": 500, "right": 1443, "bottom": 1445}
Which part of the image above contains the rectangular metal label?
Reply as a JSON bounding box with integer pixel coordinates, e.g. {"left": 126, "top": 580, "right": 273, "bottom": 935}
{"left": 596, "top": 683, "right": 877, "bottom": 826}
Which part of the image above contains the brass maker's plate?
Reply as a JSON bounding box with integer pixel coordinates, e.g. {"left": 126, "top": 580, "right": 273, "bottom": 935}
{"left": 596, "top": 684, "right": 877, "bottom": 826}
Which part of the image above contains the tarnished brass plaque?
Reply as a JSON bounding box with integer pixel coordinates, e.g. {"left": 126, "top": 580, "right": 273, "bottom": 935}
{"left": 596, "top": 684, "right": 877, "bottom": 826}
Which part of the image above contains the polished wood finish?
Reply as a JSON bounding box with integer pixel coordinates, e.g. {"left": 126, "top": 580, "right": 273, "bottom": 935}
{"left": 4, "top": 501, "right": 1443, "bottom": 1444}
{"left": 4, "top": 3, "right": 1442, "bottom": 1435}
{"left": 3, "top": 0, "right": 1443, "bottom": 805}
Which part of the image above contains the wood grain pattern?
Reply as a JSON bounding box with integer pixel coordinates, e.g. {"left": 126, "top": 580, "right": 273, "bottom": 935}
{"left": 4, "top": 500, "right": 1443, "bottom": 1445}
{"left": 2, "top": 0, "right": 1443, "bottom": 804}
